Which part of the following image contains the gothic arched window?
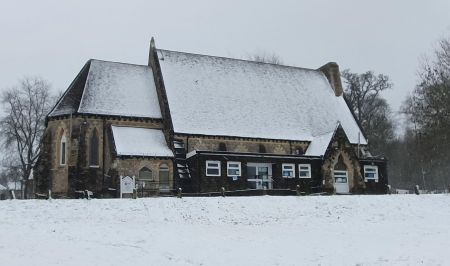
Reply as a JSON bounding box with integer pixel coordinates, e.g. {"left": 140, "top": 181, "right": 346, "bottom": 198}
{"left": 60, "top": 131, "right": 67, "bottom": 165}
{"left": 89, "top": 129, "right": 99, "bottom": 166}
{"left": 139, "top": 167, "right": 153, "bottom": 180}
{"left": 159, "top": 164, "right": 170, "bottom": 191}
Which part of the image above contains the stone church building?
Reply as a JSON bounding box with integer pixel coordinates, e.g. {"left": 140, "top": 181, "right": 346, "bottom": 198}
{"left": 34, "top": 38, "right": 388, "bottom": 198}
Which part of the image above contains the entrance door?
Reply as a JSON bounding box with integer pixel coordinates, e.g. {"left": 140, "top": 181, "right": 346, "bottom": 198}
{"left": 333, "top": 170, "right": 349, "bottom": 194}
{"left": 247, "top": 163, "right": 273, "bottom": 189}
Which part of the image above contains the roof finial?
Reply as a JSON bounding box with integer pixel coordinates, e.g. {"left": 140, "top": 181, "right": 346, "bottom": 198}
{"left": 150, "top": 37, "right": 155, "bottom": 50}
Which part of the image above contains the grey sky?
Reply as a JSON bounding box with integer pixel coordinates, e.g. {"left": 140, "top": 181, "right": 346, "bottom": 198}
{"left": 1, "top": 0, "right": 449, "bottom": 119}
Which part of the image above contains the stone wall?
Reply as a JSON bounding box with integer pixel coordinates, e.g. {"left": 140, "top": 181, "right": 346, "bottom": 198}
{"left": 175, "top": 135, "right": 309, "bottom": 155}
{"left": 321, "top": 127, "right": 365, "bottom": 193}
{"left": 36, "top": 115, "right": 166, "bottom": 197}
{"left": 113, "top": 158, "right": 174, "bottom": 195}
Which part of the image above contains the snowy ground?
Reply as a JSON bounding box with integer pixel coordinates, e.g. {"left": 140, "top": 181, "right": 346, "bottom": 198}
{"left": 0, "top": 195, "right": 449, "bottom": 266}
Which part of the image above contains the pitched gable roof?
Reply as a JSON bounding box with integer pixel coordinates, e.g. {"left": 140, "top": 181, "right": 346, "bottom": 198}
{"left": 157, "top": 49, "right": 367, "bottom": 144}
{"left": 49, "top": 60, "right": 162, "bottom": 119}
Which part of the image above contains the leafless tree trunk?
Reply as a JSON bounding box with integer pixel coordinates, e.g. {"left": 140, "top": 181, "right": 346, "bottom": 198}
{"left": 0, "top": 77, "right": 53, "bottom": 199}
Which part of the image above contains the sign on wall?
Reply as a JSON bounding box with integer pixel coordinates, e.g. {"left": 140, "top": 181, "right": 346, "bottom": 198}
{"left": 120, "top": 176, "right": 135, "bottom": 198}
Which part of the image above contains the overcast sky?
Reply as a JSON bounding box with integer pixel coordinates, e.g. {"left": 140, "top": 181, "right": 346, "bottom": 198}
{"left": 1, "top": 0, "right": 449, "bottom": 118}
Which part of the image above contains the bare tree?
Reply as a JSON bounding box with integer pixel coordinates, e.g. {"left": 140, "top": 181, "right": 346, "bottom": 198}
{"left": 401, "top": 35, "right": 450, "bottom": 191}
{"left": 246, "top": 51, "right": 283, "bottom": 65}
{"left": 341, "top": 70, "right": 392, "bottom": 125}
{"left": 341, "top": 70, "right": 395, "bottom": 153}
{"left": 0, "top": 77, "right": 53, "bottom": 198}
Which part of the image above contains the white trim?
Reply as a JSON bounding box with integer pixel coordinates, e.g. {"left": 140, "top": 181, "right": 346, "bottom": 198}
{"left": 333, "top": 170, "right": 348, "bottom": 183}
{"left": 227, "top": 161, "right": 241, "bottom": 177}
{"left": 333, "top": 170, "right": 349, "bottom": 194}
{"left": 364, "top": 165, "right": 379, "bottom": 182}
{"left": 206, "top": 160, "right": 221, "bottom": 176}
{"left": 282, "top": 163, "right": 295, "bottom": 178}
{"left": 246, "top": 163, "right": 273, "bottom": 189}
{"left": 298, "top": 164, "right": 311, "bottom": 178}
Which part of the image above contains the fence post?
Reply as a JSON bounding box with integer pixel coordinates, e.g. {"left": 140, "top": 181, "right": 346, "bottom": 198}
{"left": 296, "top": 185, "right": 301, "bottom": 196}
{"left": 221, "top": 187, "right": 226, "bottom": 197}
{"left": 414, "top": 185, "right": 420, "bottom": 195}
{"left": 177, "top": 188, "right": 182, "bottom": 198}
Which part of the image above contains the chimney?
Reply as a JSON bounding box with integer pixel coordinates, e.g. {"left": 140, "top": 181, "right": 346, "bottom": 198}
{"left": 318, "top": 62, "right": 343, "bottom": 96}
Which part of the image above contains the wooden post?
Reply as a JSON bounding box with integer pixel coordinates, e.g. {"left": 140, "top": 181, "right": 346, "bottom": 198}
{"left": 48, "top": 190, "right": 52, "bottom": 200}
{"left": 177, "top": 188, "right": 182, "bottom": 198}
{"left": 414, "top": 185, "right": 420, "bottom": 195}
{"left": 132, "top": 188, "right": 137, "bottom": 199}
{"left": 296, "top": 185, "right": 301, "bottom": 196}
{"left": 221, "top": 187, "right": 226, "bottom": 197}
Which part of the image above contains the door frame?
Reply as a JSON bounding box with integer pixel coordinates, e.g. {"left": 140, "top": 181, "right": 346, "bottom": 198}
{"left": 247, "top": 163, "right": 273, "bottom": 189}
{"left": 333, "top": 170, "right": 349, "bottom": 194}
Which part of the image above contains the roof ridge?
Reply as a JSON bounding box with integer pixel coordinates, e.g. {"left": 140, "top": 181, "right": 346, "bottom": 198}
{"left": 90, "top": 58, "right": 149, "bottom": 68}
{"left": 158, "top": 49, "right": 319, "bottom": 72}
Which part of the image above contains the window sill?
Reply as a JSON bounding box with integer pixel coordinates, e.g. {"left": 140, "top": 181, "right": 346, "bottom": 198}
{"left": 89, "top": 165, "right": 100, "bottom": 168}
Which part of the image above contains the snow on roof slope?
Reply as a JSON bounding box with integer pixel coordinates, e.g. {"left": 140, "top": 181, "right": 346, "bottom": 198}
{"left": 305, "top": 130, "right": 335, "bottom": 156}
{"left": 158, "top": 50, "right": 367, "bottom": 144}
{"left": 0, "top": 184, "right": 6, "bottom": 190}
{"left": 111, "top": 126, "right": 173, "bottom": 157}
{"left": 78, "top": 60, "right": 162, "bottom": 118}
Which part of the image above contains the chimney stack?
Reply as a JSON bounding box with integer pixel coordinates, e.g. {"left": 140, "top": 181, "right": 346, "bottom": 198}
{"left": 318, "top": 62, "right": 343, "bottom": 96}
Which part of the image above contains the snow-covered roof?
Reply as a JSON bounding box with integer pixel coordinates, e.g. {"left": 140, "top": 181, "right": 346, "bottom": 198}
{"left": 305, "top": 131, "right": 335, "bottom": 156}
{"left": 50, "top": 60, "right": 162, "bottom": 119}
{"left": 158, "top": 50, "right": 367, "bottom": 144}
{"left": 78, "top": 60, "right": 162, "bottom": 118}
{"left": 0, "top": 184, "right": 6, "bottom": 190}
{"left": 111, "top": 126, "right": 173, "bottom": 157}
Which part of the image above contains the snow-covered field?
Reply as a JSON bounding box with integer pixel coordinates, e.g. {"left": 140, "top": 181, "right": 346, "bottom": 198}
{"left": 0, "top": 195, "right": 449, "bottom": 266}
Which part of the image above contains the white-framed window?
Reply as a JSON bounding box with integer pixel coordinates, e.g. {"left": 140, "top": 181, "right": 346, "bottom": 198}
{"left": 206, "top": 161, "right": 221, "bottom": 176}
{"left": 227, "top": 161, "right": 241, "bottom": 176}
{"left": 334, "top": 170, "right": 348, "bottom": 183}
{"left": 282, "top": 163, "right": 295, "bottom": 178}
{"left": 364, "top": 165, "right": 379, "bottom": 182}
{"left": 298, "top": 164, "right": 311, "bottom": 178}
{"left": 60, "top": 132, "right": 67, "bottom": 165}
